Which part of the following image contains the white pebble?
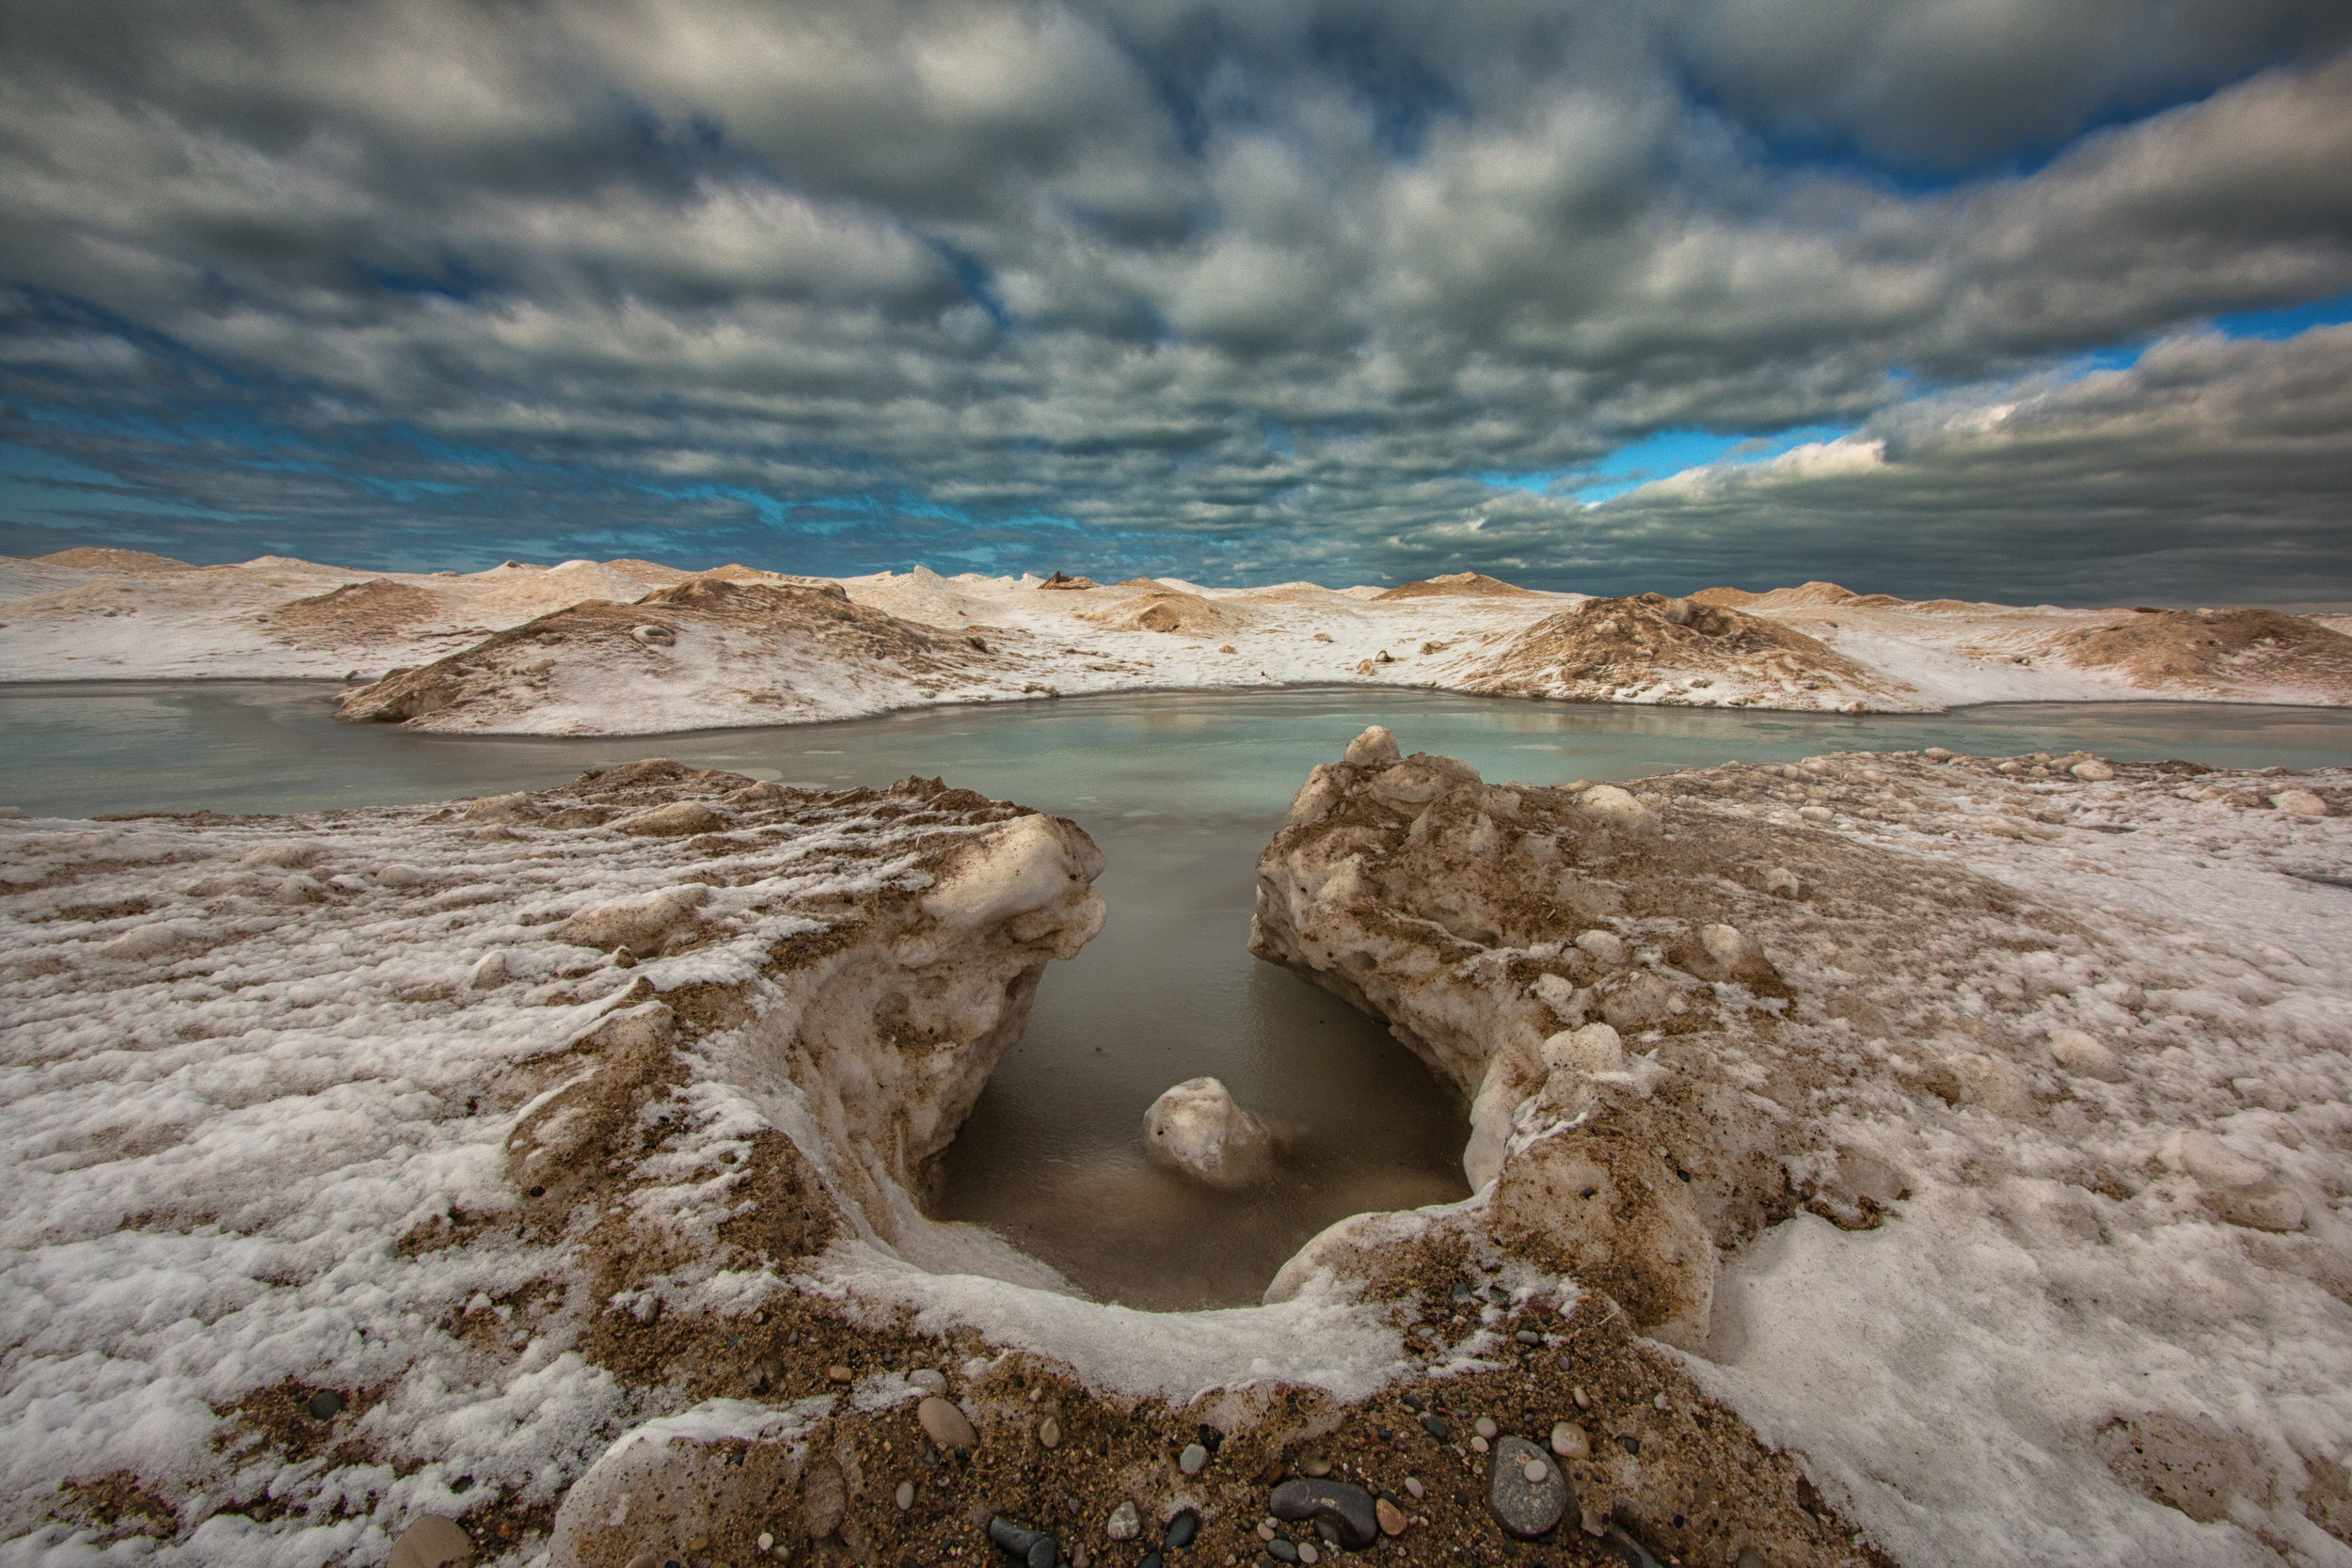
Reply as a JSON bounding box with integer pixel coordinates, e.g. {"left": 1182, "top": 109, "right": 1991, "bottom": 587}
{"left": 1405, "top": 1477, "right": 1424, "bottom": 1499}
{"left": 1179, "top": 1442, "right": 1208, "bottom": 1474}
{"left": 1470, "top": 1435, "right": 1489, "bottom": 1454}
{"left": 1473, "top": 1416, "right": 1498, "bottom": 1439}
{"left": 757, "top": 1533, "right": 774, "bottom": 1552}
{"left": 895, "top": 1481, "right": 914, "bottom": 1512}
{"left": 1298, "top": 1545, "right": 1319, "bottom": 1565}
{"left": 2071, "top": 760, "right": 2116, "bottom": 782}
{"left": 1654, "top": 1392, "right": 1670, "bottom": 1410}
{"left": 909, "top": 1369, "right": 947, "bottom": 1394}
{"left": 1523, "top": 1459, "right": 1549, "bottom": 1483}
{"left": 2271, "top": 788, "right": 2328, "bottom": 816}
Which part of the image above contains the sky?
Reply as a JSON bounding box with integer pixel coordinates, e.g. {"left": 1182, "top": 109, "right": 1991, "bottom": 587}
{"left": 3, "top": 1, "right": 2350, "bottom": 607}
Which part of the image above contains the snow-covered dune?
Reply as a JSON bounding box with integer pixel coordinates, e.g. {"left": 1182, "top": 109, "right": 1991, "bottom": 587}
{"left": 3, "top": 551, "right": 2346, "bottom": 733}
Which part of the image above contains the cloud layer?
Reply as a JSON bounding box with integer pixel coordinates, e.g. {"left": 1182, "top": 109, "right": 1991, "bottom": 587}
{"left": 2, "top": 0, "right": 2349, "bottom": 601}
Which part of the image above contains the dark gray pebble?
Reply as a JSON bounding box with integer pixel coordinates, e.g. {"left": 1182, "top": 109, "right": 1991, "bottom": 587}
{"left": 307, "top": 1390, "right": 343, "bottom": 1420}
{"left": 1164, "top": 1510, "right": 1199, "bottom": 1550}
{"left": 986, "top": 1517, "right": 1059, "bottom": 1568}
{"left": 1422, "top": 1414, "right": 1449, "bottom": 1439}
{"left": 1266, "top": 1543, "right": 1298, "bottom": 1564}
{"left": 1140, "top": 1555, "right": 1163, "bottom": 1568}
{"left": 1269, "top": 1479, "right": 1378, "bottom": 1550}
{"left": 1618, "top": 1435, "right": 1641, "bottom": 1456}
{"left": 1516, "top": 1330, "right": 1542, "bottom": 1345}
{"left": 1400, "top": 1393, "right": 1423, "bottom": 1412}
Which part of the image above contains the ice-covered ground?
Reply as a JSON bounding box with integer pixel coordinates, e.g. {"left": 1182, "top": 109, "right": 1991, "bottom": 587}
{"left": 5, "top": 737, "right": 2346, "bottom": 1566}
{"left": 1252, "top": 736, "right": 2352, "bottom": 1566}
{"left": 4, "top": 550, "right": 2345, "bottom": 734}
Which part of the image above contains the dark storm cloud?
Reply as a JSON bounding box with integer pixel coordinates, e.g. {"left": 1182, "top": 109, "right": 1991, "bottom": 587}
{"left": 1, "top": 0, "right": 2348, "bottom": 599}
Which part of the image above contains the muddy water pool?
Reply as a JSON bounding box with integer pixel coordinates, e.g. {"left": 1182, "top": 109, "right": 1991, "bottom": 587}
{"left": 8, "top": 683, "right": 2349, "bottom": 1307}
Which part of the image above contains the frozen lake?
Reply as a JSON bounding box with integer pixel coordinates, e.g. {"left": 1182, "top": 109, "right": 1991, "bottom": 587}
{"left": 9, "top": 682, "right": 2349, "bottom": 1306}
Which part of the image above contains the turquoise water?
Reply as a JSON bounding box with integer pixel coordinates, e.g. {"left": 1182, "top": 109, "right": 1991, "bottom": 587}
{"left": 8, "top": 684, "right": 2346, "bottom": 1307}
{"left": 5, "top": 681, "right": 2345, "bottom": 820}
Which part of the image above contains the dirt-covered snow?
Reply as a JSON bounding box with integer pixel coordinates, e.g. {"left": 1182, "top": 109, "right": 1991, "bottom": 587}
{"left": 5, "top": 734, "right": 2348, "bottom": 1567}
{"left": 6, "top": 552, "right": 2346, "bottom": 733}
{"left": 1252, "top": 733, "right": 2352, "bottom": 1567}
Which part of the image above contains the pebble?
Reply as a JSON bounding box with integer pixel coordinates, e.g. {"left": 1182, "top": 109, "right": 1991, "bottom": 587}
{"left": 626, "top": 1555, "right": 658, "bottom": 1568}
{"left": 387, "top": 1516, "right": 474, "bottom": 1568}
{"left": 1572, "top": 1387, "right": 1591, "bottom": 1410}
{"left": 1470, "top": 1436, "right": 1489, "bottom": 1454}
{"left": 1267, "top": 1542, "right": 1298, "bottom": 1564}
{"left": 757, "top": 1534, "right": 774, "bottom": 1552}
{"left": 1404, "top": 1477, "right": 1424, "bottom": 1500}
{"left": 1654, "top": 1392, "right": 1670, "bottom": 1411}
{"left": 1298, "top": 1544, "right": 1319, "bottom": 1565}
{"left": 1486, "top": 1435, "right": 1570, "bottom": 1541}
{"left": 825, "top": 1365, "right": 852, "bottom": 1384}
{"left": 1108, "top": 1503, "right": 1141, "bottom": 1542}
{"left": 803, "top": 1462, "right": 847, "bottom": 1539}
{"left": 2071, "top": 760, "right": 2116, "bottom": 782}
{"left": 1040, "top": 1416, "right": 1062, "bottom": 1449}
{"left": 1298, "top": 1451, "right": 1330, "bottom": 1478}
{"left": 895, "top": 1482, "right": 915, "bottom": 1511}
{"left": 1420, "top": 1414, "right": 1449, "bottom": 1440}
{"left": 1473, "top": 1416, "right": 1498, "bottom": 1440}
{"left": 1179, "top": 1441, "right": 1208, "bottom": 1474}
{"left": 1550, "top": 1421, "right": 1590, "bottom": 1460}
{"left": 1257, "top": 1523, "right": 1276, "bottom": 1543}
{"left": 988, "top": 1517, "right": 1059, "bottom": 1568}
{"left": 1164, "top": 1508, "right": 1200, "bottom": 1549}
{"left": 1515, "top": 1329, "right": 1541, "bottom": 1345}
{"left": 1269, "top": 1479, "right": 1379, "bottom": 1551}
{"left": 468, "top": 951, "right": 507, "bottom": 990}
{"left": 910, "top": 1369, "right": 948, "bottom": 1395}
{"left": 308, "top": 1389, "right": 344, "bottom": 1420}
{"left": 918, "top": 1395, "right": 978, "bottom": 1451}
{"left": 1375, "top": 1498, "right": 1407, "bottom": 1537}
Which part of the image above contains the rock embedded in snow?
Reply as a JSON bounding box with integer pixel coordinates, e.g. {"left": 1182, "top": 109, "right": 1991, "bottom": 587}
{"left": 552, "top": 883, "right": 710, "bottom": 952}
{"left": 2047, "top": 1028, "right": 2121, "bottom": 1080}
{"left": 617, "top": 799, "right": 727, "bottom": 836}
{"left": 2269, "top": 787, "right": 2328, "bottom": 815}
{"left": 1574, "top": 928, "right": 1626, "bottom": 965}
{"left": 1142, "top": 1075, "right": 1279, "bottom": 1189}
{"left": 1344, "top": 724, "right": 1402, "bottom": 767}
{"left": 1675, "top": 923, "right": 1777, "bottom": 986}
{"left": 468, "top": 950, "right": 508, "bottom": 990}
{"left": 1540, "top": 1022, "right": 1623, "bottom": 1077}
{"left": 1761, "top": 866, "right": 1801, "bottom": 898}
{"left": 388, "top": 1516, "right": 475, "bottom": 1568}
{"left": 2070, "top": 760, "right": 2116, "bottom": 782}
{"left": 1577, "top": 784, "right": 1659, "bottom": 833}
{"left": 2163, "top": 1129, "right": 2305, "bottom": 1231}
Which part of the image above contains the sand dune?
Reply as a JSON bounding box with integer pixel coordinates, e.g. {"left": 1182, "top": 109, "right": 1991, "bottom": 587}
{"left": 3, "top": 549, "right": 2344, "bottom": 730}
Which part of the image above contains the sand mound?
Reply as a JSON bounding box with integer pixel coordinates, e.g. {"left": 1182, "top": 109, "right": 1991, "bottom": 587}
{"left": 1460, "top": 592, "right": 1918, "bottom": 710}
{"left": 2059, "top": 606, "right": 2352, "bottom": 700}
{"left": 1076, "top": 589, "right": 1250, "bottom": 636}
{"left": 605, "top": 558, "right": 696, "bottom": 584}
{"left": 266, "top": 578, "right": 446, "bottom": 643}
{"left": 1373, "top": 571, "right": 1538, "bottom": 601}
{"left": 336, "top": 577, "right": 1007, "bottom": 730}
{"left": 1688, "top": 586, "right": 1759, "bottom": 607}
{"left": 34, "top": 546, "right": 194, "bottom": 574}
